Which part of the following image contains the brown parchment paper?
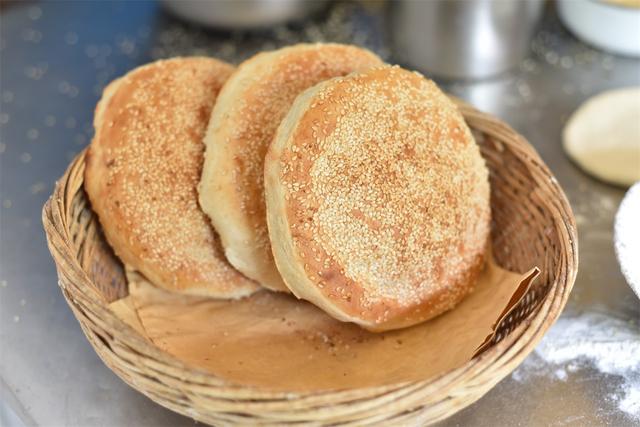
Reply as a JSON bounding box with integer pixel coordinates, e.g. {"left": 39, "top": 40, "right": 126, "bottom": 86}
{"left": 109, "top": 257, "right": 538, "bottom": 392}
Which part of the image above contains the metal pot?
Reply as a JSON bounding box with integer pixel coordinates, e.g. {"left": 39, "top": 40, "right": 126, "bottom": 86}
{"left": 389, "top": 0, "right": 545, "bottom": 80}
{"left": 161, "top": 0, "right": 330, "bottom": 30}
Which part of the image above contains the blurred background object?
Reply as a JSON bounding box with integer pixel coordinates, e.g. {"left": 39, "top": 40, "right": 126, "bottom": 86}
{"left": 562, "top": 87, "right": 640, "bottom": 187}
{"left": 161, "top": 0, "right": 329, "bottom": 29}
{"left": 389, "top": 0, "right": 545, "bottom": 80}
{"left": 558, "top": 0, "right": 640, "bottom": 57}
{"left": 615, "top": 182, "right": 640, "bottom": 299}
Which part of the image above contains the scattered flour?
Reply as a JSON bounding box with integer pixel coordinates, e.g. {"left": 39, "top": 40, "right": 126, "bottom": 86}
{"left": 620, "top": 387, "right": 640, "bottom": 417}
{"left": 512, "top": 311, "right": 640, "bottom": 420}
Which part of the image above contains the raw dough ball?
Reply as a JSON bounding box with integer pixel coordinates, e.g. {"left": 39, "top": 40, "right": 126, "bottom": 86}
{"left": 563, "top": 87, "right": 640, "bottom": 187}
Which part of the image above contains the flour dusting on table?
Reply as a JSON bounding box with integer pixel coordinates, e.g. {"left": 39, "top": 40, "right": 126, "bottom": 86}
{"left": 512, "top": 311, "right": 640, "bottom": 420}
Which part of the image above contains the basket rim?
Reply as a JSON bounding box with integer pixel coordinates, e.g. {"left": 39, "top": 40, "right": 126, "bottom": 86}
{"left": 42, "top": 100, "right": 578, "bottom": 401}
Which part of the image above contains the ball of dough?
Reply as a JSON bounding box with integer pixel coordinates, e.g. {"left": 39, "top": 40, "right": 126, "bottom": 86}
{"left": 563, "top": 87, "right": 640, "bottom": 187}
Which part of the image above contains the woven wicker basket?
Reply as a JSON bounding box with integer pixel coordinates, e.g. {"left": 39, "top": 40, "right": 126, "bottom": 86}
{"left": 43, "top": 101, "right": 577, "bottom": 426}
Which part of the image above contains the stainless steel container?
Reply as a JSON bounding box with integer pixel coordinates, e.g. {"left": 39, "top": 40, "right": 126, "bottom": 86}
{"left": 389, "top": 0, "right": 545, "bottom": 80}
{"left": 162, "top": 0, "right": 329, "bottom": 30}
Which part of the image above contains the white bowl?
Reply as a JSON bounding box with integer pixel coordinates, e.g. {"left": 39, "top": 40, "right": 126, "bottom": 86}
{"left": 615, "top": 182, "right": 640, "bottom": 299}
{"left": 557, "top": 0, "right": 640, "bottom": 57}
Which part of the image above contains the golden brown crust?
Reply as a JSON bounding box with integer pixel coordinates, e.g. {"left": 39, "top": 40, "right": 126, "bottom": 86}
{"left": 265, "top": 66, "right": 491, "bottom": 330}
{"left": 85, "top": 57, "right": 260, "bottom": 298}
{"left": 199, "top": 44, "right": 383, "bottom": 292}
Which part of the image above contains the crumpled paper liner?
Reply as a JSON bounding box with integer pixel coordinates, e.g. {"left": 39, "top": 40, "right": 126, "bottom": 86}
{"left": 109, "top": 257, "right": 539, "bottom": 392}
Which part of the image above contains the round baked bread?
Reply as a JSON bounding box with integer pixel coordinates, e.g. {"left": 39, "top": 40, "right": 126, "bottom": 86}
{"left": 85, "top": 58, "right": 259, "bottom": 298}
{"left": 265, "top": 66, "right": 491, "bottom": 331}
{"left": 199, "top": 43, "right": 383, "bottom": 292}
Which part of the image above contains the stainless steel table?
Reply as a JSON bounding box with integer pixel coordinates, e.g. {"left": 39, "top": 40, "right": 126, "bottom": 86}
{"left": 1, "top": 2, "right": 638, "bottom": 426}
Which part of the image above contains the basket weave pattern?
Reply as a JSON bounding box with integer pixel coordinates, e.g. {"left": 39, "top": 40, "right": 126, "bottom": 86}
{"left": 43, "top": 101, "right": 577, "bottom": 426}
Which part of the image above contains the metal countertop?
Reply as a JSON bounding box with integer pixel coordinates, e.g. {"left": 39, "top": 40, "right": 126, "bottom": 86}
{"left": 1, "top": 1, "right": 638, "bottom": 426}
